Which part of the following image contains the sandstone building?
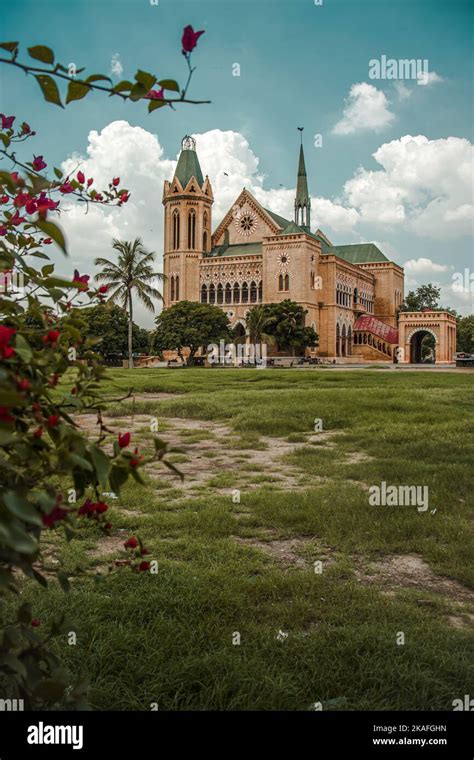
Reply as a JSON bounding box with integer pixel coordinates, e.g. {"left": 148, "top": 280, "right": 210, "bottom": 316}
{"left": 162, "top": 135, "right": 455, "bottom": 364}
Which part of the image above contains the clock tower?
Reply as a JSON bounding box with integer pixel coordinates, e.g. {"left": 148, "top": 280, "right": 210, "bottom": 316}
{"left": 162, "top": 135, "right": 213, "bottom": 307}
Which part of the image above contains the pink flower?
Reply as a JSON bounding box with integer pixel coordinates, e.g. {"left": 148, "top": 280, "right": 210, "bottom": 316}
{"left": 36, "top": 192, "right": 59, "bottom": 217}
{"left": 0, "top": 195, "right": 8, "bottom": 204}
{"left": 0, "top": 227, "right": 7, "bottom": 236}
{"left": 118, "top": 432, "right": 131, "bottom": 449}
{"left": 43, "top": 238, "right": 53, "bottom": 244}
{"left": 26, "top": 199, "right": 38, "bottom": 215}
{"left": 0, "top": 114, "right": 15, "bottom": 130}
{"left": 77, "top": 171, "right": 85, "bottom": 184}
{"left": 112, "top": 177, "right": 120, "bottom": 186}
{"left": 13, "top": 192, "right": 29, "bottom": 208}
{"left": 60, "top": 181, "right": 74, "bottom": 194}
{"left": 182, "top": 25, "right": 205, "bottom": 53}
{"left": 87, "top": 178, "right": 94, "bottom": 187}
{"left": 32, "top": 155, "right": 47, "bottom": 171}
{"left": 146, "top": 88, "right": 164, "bottom": 100}
{"left": 118, "top": 191, "right": 130, "bottom": 206}
{"left": 0, "top": 325, "right": 16, "bottom": 357}
{"left": 10, "top": 211, "right": 25, "bottom": 226}
{"left": 73, "top": 269, "right": 90, "bottom": 289}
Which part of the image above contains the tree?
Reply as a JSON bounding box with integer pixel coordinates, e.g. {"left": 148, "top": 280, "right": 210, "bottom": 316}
{"left": 260, "top": 300, "right": 318, "bottom": 355}
{"left": 152, "top": 300, "right": 231, "bottom": 365}
{"left": 457, "top": 314, "right": 474, "bottom": 353}
{"left": 399, "top": 283, "right": 441, "bottom": 312}
{"left": 246, "top": 304, "right": 277, "bottom": 344}
{"left": 95, "top": 238, "right": 163, "bottom": 368}
{"left": 80, "top": 304, "right": 151, "bottom": 359}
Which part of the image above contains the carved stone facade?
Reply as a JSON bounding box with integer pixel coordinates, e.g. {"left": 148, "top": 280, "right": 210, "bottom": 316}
{"left": 162, "top": 136, "right": 455, "bottom": 364}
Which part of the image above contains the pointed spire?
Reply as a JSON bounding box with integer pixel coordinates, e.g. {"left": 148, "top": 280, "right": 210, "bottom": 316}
{"left": 294, "top": 129, "right": 311, "bottom": 232}
{"left": 174, "top": 135, "right": 204, "bottom": 188}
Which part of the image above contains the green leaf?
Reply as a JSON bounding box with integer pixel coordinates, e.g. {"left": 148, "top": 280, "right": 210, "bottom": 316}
{"left": 112, "top": 80, "right": 133, "bottom": 93}
{"left": 148, "top": 99, "right": 167, "bottom": 113}
{"left": 129, "top": 82, "right": 148, "bottom": 101}
{"left": 4, "top": 491, "right": 43, "bottom": 526}
{"left": 57, "top": 571, "right": 70, "bottom": 593}
{"left": 158, "top": 79, "right": 180, "bottom": 92}
{"left": 85, "top": 73, "right": 113, "bottom": 84}
{"left": 28, "top": 45, "right": 54, "bottom": 64}
{"left": 0, "top": 134, "right": 10, "bottom": 148}
{"left": 41, "top": 263, "right": 55, "bottom": 276}
{"left": 89, "top": 444, "right": 111, "bottom": 487}
{"left": 135, "top": 69, "right": 156, "bottom": 90}
{"left": 34, "top": 74, "right": 63, "bottom": 107}
{"left": 0, "top": 41, "right": 19, "bottom": 53}
{"left": 35, "top": 219, "right": 67, "bottom": 254}
{"left": 66, "top": 80, "right": 91, "bottom": 104}
{"left": 6, "top": 522, "right": 38, "bottom": 554}
{"left": 109, "top": 465, "right": 128, "bottom": 494}
{"left": 14, "top": 333, "right": 33, "bottom": 362}
{"left": 0, "top": 653, "right": 27, "bottom": 678}
{"left": 54, "top": 167, "right": 63, "bottom": 179}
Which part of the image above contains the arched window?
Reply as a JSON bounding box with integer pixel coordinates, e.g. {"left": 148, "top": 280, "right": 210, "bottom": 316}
{"left": 278, "top": 274, "right": 284, "bottom": 291}
{"left": 241, "top": 282, "right": 248, "bottom": 303}
{"left": 172, "top": 209, "right": 180, "bottom": 250}
{"left": 284, "top": 273, "right": 290, "bottom": 291}
{"left": 354, "top": 287, "right": 358, "bottom": 305}
{"left": 209, "top": 283, "right": 215, "bottom": 304}
{"left": 250, "top": 281, "right": 257, "bottom": 303}
{"left": 217, "top": 283, "right": 223, "bottom": 304}
{"left": 170, "top": 276, "right": 175, "bottom": 301}
{"left": 201, "top": 284, "right": 207, "bottom": 303}
{"left": 336, "top": 323, "right": 341, "bottom": 357}
{"left": 175, "top": 275, "right": 179, "bottom": 301}
{"left": 188, "top": 208, "right": 196, "bottom": 249}
{"left": 225, "top": 283, "right": 232, "bottom": 304}
{"left": 348, "top": 326, "right": 352, "bottom": 355}
{"left": 203, "top": 230, "right": 208, "bottom": 252}
{"left": 342, "top": 324, "right": 347, "bottom": 356}
{"left": 258, "top": 281, "right": 263, "bottom": 302}
{"left": 233, "top": 282, "right": 240, "bottom": 303}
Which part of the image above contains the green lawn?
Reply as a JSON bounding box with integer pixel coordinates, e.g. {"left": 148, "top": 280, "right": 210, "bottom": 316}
{"left": 18, "top": 369, "right": 474, "bottom": 710}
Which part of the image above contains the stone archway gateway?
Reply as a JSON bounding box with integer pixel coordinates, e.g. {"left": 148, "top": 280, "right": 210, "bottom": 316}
{"left": 398, "top": 311, "right": 456, "bottom": 364}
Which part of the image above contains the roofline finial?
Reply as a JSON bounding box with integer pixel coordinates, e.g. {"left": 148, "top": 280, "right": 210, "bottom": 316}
{"left": 297, "top": 126, "right": 304, "bottom": 145}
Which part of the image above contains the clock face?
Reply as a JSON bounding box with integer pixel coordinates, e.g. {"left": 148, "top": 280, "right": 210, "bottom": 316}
{"left": 235, "top": 210, "right": 257, "bottom": 236}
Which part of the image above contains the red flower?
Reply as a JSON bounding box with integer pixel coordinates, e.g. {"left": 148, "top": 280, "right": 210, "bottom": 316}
{"left": 73, "top": 269, "right": 90, "bottom": 289}
{"left": 21, "top": 122, "right": 31, "bottom": 135}
{"left": 32, "top": 155, "right": 47, "bottom": 171}
{"left": 98, "top": 285, "right": 108, "bottom": 294}
{"left": 182, "top": 25, "right": 205, "bottom": 53}
{"left": 26, "top": 199, "right": 38, "bottom": 215}
{"left": 0, "top": 407, "right": 14, "bottom": 424}
{"left": 43, "top": 238, "right": 53, "bottom": 244}
{"left": 31, "top": 618, "right": 41, "bottom": 628}
{"left": 124, "top": 537, "right": 138, "bottom": 549}
{"left": 59, "top": 181, "right": 74, "bottom": 194}
{"left": 10, "top": 210, "right": 25, "bottom": 226}
{"left": 36, "top": 192, "right": 59, "bottom": 217}
{"left": 42, "top": 329, "right": 60, "bottom": 344}
{"left": 0, "top": 325, "right": 16, "bottom": 359}
{"left": 42, "top": 503, "right": 68, "bottom": 528}
{"left": 0, "top": 227, "right": 7, "bottom": 236}
{"left": 118, "top": 191, "right": 129, "bottom": 206}
{"left": 138, "top": 561, "right": 151, "bottom": 572}
{"left": 48, "top": 373, "right": 59, "bottom": 387}
{"left": 33, "top": 426, "right": 43, "bottom": 438}
{"left": 146, "top": 88, "right": 164, "bottom": 100}
{"left": 140, "top": 547, "right": 150, "bottom": 556}
{"left": 13, "top": 192, "right": 29, "bottom": 208}
{"left": 105, "top": 522, "right": 112, "bottom": 530}
{"left": 87, "top": 178, "right": 93, "bottom": 187}
{"left": 0, "top": 114, "right": 15, "bottom": 130}
{"left": 78, "top": 498, "right": 94, "bottom": 516}
{"left": 118, "top": 432, "right": 131, "bottom": 449}
{"left": 17, "top": 378, "right": 31, "bottom": 391}
{"left": 112, "top": 177, "right": 120, "bottom": 186}
{"left": 0, "top": 195, "right": 8, "bottom": 204}
{"left": 46, "top": 415, "right": 60, "bottom": 428}
{"left": 95, "top": 501, "right": 108, "bottom": 514}
{"left": 77, "top": 171, "right": 85, "bottom": 184}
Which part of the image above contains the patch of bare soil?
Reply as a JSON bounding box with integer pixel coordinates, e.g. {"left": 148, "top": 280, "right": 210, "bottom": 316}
{"left": 77, "top": 412, "right": 343, "bottom": 496}
{"left": 356, "top": 553, "right": 474, "bottom": 604}
{"left": 232, "top": 535, "right": 335, "bottom": 569}
{"left": 86, "top": 535, "right": 125, "bottom": 559}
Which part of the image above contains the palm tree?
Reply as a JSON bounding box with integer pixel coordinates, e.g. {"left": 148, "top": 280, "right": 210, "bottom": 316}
{"left": 246, "top": 304, "right": 276, "bottom": 345}
{"left": 95, "top": 238, "right": 164, "bottom": 368}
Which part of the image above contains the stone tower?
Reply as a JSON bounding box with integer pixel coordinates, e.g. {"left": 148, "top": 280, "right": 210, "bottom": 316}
{"left": 294, "top": 136, "right": 311, "bottom": 233}
{"left": 162, "top": 135, "right": 213, "bottom": 307}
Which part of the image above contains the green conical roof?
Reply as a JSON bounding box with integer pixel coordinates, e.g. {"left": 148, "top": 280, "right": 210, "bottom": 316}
{"left": 296, "top": 144, "right": 310, "bottom": 205}
{"left": 174, "top": 136, "right": 204, "bottom": 188}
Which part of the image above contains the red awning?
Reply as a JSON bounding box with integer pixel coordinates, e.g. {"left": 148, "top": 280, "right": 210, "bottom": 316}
{"left": 353, "top": 315, "right": 399, "bottom": 344}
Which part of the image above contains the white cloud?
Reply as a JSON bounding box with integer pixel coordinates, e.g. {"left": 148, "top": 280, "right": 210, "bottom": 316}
{"left": 332, "top": 82, "right": 395, "bottom": 135}
{"left": 403, "top": 257, "right": 453, "bottom": 274}
{"left": 343, "top": 135, "right": 474, "bottom": 238}
{"left": 423, "top": 70, "right": 444, "bottom": 86}
{"left": 110, "top": 53, "right": 123, "bottom": 78}
{"left": 54, "top": 124, "right": 473, "bottom": 325}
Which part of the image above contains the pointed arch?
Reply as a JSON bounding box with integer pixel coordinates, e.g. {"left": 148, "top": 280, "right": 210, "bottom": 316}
{"left": 201, "top": 283, "right": 208, "bottom": 303}
{"left": 209, "top": 282, "right": 216, "bottom": 304}
{"left": 284, "top": 273, "right": 290, "bottom": 291}
{"left": 187, "top": 208, "right": 196, "bottom": 249}
{"left": 278, "top": 273, "right": 284, "bottom": 291}
{"left": 172, "top": 209, "right": 180, "bottom": 250}
{"left": 241, "top": 282, "right": 249, "bottom": 303}
{"left": 217, "top": 283, "right": 223, "bottom": 304}
{"left": 225, "top": 283, "right": 232, "bottom": 304}
{"left": 233, "top": 282, "right": 240, "bottom": 303}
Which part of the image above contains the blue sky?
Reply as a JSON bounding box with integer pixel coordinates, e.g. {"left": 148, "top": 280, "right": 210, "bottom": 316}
{"left": 1, "top": 0, "right": 473, "bottom": 323}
